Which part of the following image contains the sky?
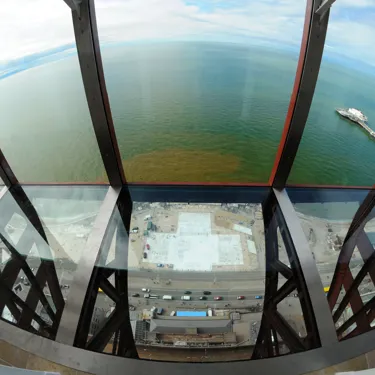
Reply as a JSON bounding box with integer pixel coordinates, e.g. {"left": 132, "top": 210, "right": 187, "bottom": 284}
{"left": 0, "top": 0, "right": 375, "bottom": 65}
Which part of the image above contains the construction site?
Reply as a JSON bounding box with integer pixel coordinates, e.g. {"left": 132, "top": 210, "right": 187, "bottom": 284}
{"left": 128, "top": 202, "right": 264, "bottom": 272}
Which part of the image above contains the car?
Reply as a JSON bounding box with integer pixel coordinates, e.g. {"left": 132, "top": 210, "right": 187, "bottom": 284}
{"left": 214, "top": 296, "right": 223, "bottom": 301}
{"left": 293, "top": 293, "right": 298, "bottom": 298}
{"left": 203, "top": 291, "right": 211, "bottom": 295}
{"left": 142, "top": 288, "right": 150, "bottom": 292}
{"left": 157, "top": 263, "right": 164, "bottom": 268}
{"left": 255, "top": 295, "right": 263, "bottom": 299}
{"left": 132, "top": 227, "right": 139, "bottom": 231}
{"left": 199, "top": 296, "right": 207, "bottom": 300}
{"left": 132, "top": 293, "right": 140, "bottom": 297}
{"left": 146, "top": 244, "right": 150, "bottom": 250}
{"left": 143, "top": 252, "right": 147, "bottom": 259}
{"left": 237, "top": 296, "right": 245, "bottom": 300}
{"left": 184, "top": 291, "right": 191, "bottom": 294}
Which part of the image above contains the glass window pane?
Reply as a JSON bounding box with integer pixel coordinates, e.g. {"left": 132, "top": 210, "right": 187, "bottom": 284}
{"left": 78, "top": 187, "right": 322, "bottom": 361}
{"left": 288, "top": 187, "right": 375, "bottom": 341}
{"left": 0, "top": 185, "right": 108, "bottom": 338}
{"left": 0, "top": 1, "right": 107, "bottom": 183}
{"left": 288, "top": 2, "right": 375, "bottom": 186}
{"left": 96, "top": 1, "right": 305, "bottom": 183}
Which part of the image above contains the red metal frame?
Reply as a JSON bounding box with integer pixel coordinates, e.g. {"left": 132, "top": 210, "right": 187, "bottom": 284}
{"left": 268, "top": 0, "right": 313, "bottom": 186}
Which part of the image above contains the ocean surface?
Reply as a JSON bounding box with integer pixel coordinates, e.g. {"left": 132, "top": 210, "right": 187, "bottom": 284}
{"left": 0, "top": 42, "right": 374, "bottom": 186}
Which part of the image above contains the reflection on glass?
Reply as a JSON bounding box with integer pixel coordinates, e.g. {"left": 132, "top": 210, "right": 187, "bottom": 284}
{"left": 0, "top": 2, "right": 107, "bottom": 183}
{"left": 0, "top": 186, "right": 108, "bottom": 338}
{"left": 289, "top": 2, "right": 375, "bottom": 186}
{"left": 96, "top": 1, "right": 304, "bottom": 183}
{"left": 289, "top": 188, "right": 375, "bottom": 340}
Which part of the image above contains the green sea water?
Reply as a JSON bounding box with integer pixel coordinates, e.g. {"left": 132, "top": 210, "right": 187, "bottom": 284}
{"left": 0, "top": 42, "right": 374, "bottom": 185}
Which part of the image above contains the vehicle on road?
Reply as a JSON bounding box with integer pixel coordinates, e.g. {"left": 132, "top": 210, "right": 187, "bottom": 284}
{"left": 163, "top": 295, "right": 173, "bottom": 300}
{"left": 146, "top": 244, "right": 150, "bottom": 250}
{"left": 203, "top": 291, "right": 211, "bottom": 295}
{"left": 144, "top": 293, "right": 150, "bottom": 298}
{"left": 149, "top": 294, "right": 159, "bottom": 299}
{"left": 181, "top": 295, "right": 191, "bottom": 300}
{"left": 157, "top": 263, "right": 164, "bottom": 267}
{"left": 237, "top": 296, "right": 245, "bottom": 300}
{"left": 255, "top": 295, "right": 263, "bottom": 299}
{"left": 144, "top": 215, "right": 152, "bottom": 221}
{"left": 199, "top": 296, "right": 207, "bottom": 300}
{"left": 157, "top": 307, "right": 163, "bottom": 315}
{"left": 184, "top": 291, "right": 191, "bottom": 294}
{"left": 132, "top": 293, "right": 140, "bottom": 297}
{"left": 208, "top": 309, "right": 213, "bottom": 316}
{"left": 143, "top": 252, "right": 147, "bottom": 259}
{"left": 214, "top": 296, "right": 222, "bottom": 300}
{"left": 170, "top": 311, "right": 176, "bottom": 316}
{"left": 142, "top": 288, "right": 150, "bottom": 292}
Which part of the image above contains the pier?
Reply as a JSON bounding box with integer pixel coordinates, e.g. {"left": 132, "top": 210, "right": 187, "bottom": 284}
{"left": 357, "top": 120, "right": 375, "bottom": 138}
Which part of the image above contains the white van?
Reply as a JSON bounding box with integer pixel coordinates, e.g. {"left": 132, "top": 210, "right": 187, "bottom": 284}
{"left": 163, "top": 295, "right": 173, "bottom": 300}
{"left": 170, "top": 311, "right": 176, "bottom": 316}
{"left": 181, "top": 295, "right": 191, "bottom": 301}
{"left": 142, "top": 288, "right": 150, "bottom": 292}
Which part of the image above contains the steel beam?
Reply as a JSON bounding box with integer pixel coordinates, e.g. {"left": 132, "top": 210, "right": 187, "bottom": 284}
{"left": 70, "top": 0, "right": 125, "bottom": 186}
{"left": 273, "top": 188, "right": 338, "bottom": 346}
{"left": 315, "top": 0, "right": 336, "bottom": 16}
{"left": 269, "top": 0, "right": 330, "bottom": 188}
{"left": 56, "top": 187, "right": 120, "bottom": 345}
{"left": 63, "top": 0, "right": 82, "bottom": 16}
{"left": 73, "top": 186, "right": 137, "bottom": 358}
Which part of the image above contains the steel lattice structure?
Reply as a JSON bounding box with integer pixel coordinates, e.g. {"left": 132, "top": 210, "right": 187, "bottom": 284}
{"left": 252, "top": 192, "right": 320, "bottom": 358}
{"left": 4, "top": 0, "right": 375, "bottom": 374}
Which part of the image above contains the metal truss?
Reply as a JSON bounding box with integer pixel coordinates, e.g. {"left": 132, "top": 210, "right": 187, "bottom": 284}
{"left": 252, "top": 191, "right": 322, "bottom": 358}
{"left": 327, "top": 189, "right": 375, "bottom": 339}
{"left": 0, "top": 185, "right": 64, "bottom": 339}
{"left": 71, "top": 188, "right": 138, "bottom": 357}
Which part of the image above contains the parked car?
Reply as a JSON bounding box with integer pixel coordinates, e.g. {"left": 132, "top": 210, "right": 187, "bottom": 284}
{"left": 237, "top": 296, "right": 245, "bottom": 300}
{"left": 157, "top": 263, "right": 164, "bottom": 268}
{"left": 143, "top": 252, "right": 147, "bottom": 259}
{"left": 203, "top": 291, "right": 211, "bottom": 295}
{"left": 214, "top": 296, "right": 222, "bottom": 301}
{"left": 184, "top": 291, "right": 192, "bottom": 294}
{"left": 156, "top": 307, "right": 163, "bottom": 315}
{"left": 199, "top": 296, "right": 207, "bottom": 300}
{"left": 132, "top": 293, "right": 140, "bottom": 297}
{"left": 146, "top": 244, "right": 150, "bottom": 250}
{"left": 255, "top": 295, "right": 263, "bottom": 299}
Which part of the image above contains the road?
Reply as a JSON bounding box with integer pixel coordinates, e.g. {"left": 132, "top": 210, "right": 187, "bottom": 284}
{"left": 127, "top": 286, "right": 266, "bottom": 302}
